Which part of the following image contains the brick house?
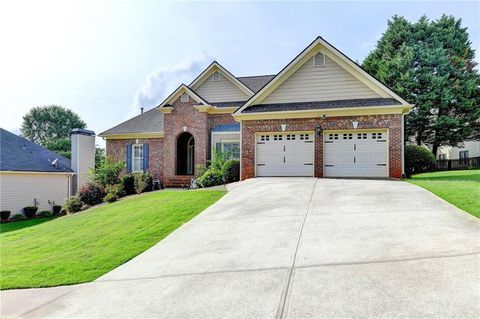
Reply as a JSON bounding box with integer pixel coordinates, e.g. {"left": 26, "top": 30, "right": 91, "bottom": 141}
{"left": 99, "top": 37, "right": 412, "bottom": 186}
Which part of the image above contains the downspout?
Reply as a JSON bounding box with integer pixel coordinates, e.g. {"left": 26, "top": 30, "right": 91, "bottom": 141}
{"left": 401, "top": 113, "right": 405, "bottom": 178}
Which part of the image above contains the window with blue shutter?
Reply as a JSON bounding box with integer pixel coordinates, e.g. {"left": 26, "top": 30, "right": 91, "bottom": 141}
{"left": 143, "top": 144, "right": 149, "bottom": 172}
{"left": 126, "top": 144, "right": 132, "bottom": 172}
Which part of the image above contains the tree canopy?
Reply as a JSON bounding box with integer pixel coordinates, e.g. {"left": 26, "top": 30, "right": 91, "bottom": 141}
{"left": 363, "top": 15, "right": 480, "bottom": 155}
{"left": 21, "top": 105, "right": 87, "bottom": 145}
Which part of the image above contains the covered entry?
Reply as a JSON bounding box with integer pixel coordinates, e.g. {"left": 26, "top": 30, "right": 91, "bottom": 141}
{"left": 176, "top": 132, "right": 195, "bottom": 175}
{"left": 256, "top": 132, "right": 314, "bottom": 177}
{"left": 323, "top": 130, "right": 388, "bottom": 177}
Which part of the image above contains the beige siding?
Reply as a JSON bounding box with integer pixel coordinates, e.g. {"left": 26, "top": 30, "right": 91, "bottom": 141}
{"left": 195, "top": 74, "right": 250, "bottom": 103}
{"left": 0, "top": 172, "right": 70, "bottom": 216}
{"left": 262, "top": 55, "right": 381, "bottom": 104}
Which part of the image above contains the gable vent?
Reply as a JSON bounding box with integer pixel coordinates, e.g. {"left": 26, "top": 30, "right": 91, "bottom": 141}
{"left": 181, "top": 92, "right": 189, "bottom": 102}
{"left": 313, "top": 53, "right": 325, "bottom": 66}
{"left": 212, "top": 71, "right": 221, "bottom": 81}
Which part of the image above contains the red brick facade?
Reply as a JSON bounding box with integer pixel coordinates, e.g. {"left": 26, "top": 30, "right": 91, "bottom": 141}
{"left": 106, "top": 138, "right": 164, "bottom": 182}
{"left": 106, "top": 97, "right": 238, "bottom": 187}
{"left": 106, "top": 101, "right": 403, "bottom": 186}
{"left": 241, "top": 114, "right": 403, "bottom": 180}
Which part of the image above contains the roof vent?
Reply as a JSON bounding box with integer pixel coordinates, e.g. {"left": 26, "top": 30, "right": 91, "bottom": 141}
{"left": 51, "top": 158, "right": 58, "bottom": 167}
{"left": 140, "top": 107, "right": 144, "bottom": 114}
{"left": 212, "top": 71, "right": 220, "bottom": 81}
{"left": 22, "top": 144, "right": 27, "bottom": 151}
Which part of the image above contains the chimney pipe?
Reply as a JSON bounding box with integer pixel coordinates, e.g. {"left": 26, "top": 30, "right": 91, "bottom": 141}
{"left": 140, "top": 107, "right": 144, "bottom": 114}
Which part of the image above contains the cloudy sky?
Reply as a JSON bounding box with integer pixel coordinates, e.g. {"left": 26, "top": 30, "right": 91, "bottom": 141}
{"left": 1, "top": 0, "right": 479, "bottom": 147}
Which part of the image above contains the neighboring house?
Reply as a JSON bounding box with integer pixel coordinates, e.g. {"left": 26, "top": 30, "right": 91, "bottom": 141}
{"left": 100, "top": 37, "right": 412, "bottom": 186}
{"left": 0, "top": 128, "right": 95, "bottom": 215}
{"left": 438, "top": 141, "right": 480, "bottom": 161}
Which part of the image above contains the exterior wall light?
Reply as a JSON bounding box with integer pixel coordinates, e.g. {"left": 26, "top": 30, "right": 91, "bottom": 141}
{"left": 316, "top": 124, "right": 323, "bottom": 137}
{"left": 352, "top": 121, "right": 359, "bottom": 129}
{"left": 281, "top": 124, "right": 287, "bottom": 131}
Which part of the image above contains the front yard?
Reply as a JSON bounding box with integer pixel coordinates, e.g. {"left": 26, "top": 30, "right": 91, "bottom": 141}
{"left": 0, "top": 190, "right": 225, "bottom": 290}
{"left": 407, "top": 169, "right": 479, "bottom": 218}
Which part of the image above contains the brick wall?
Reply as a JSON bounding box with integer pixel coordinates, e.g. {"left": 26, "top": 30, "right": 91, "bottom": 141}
{"left": 241, "top": 114, "right": 403, "bottom": 180}
{"left": 106, "top": 138, "right": 164, "bottom": 182}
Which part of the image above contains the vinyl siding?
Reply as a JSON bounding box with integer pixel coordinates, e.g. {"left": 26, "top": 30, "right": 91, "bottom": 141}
{"left": 195, "top": 74, "right": 250, "bottom": 103}
{"left": 0, "top": 172, "right": 70, "bottom": 216}
{"left": 262, "top": 55, "right": 381, "bottom": 104}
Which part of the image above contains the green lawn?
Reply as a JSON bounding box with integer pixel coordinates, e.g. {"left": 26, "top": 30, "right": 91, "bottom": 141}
{"left": 407, "top": 170, "right": 480, "bottom": 218}
{"left": 0, "top": 190, "right": 225, "bottom": 290}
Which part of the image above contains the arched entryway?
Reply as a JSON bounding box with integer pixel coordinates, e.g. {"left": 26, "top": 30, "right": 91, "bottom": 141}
{"left": 176, "top": 132, "right": 195, "bottom": 175}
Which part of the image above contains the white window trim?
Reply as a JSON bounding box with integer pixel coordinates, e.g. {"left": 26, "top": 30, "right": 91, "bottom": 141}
{"left": 180, "top": 92, "right": 189, "bottom": 102}
{"left": 132, "top": 144, "right": 144, "bottom": 173}
{"left": 212, "top": 139, "right": 240, "bottom": 159}
{"left": 313, "top": 52, "right": 326, "bottom": 67}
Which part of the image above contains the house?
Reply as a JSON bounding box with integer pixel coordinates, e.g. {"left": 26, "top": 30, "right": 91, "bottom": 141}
{"left": 0, "top": 128, "right": 95, "bottom": 215}
{"left": 100, "top": 37, "right": 412, "bottom": 186}
{"left": 436, "top": 141, "right": 480, "bottom": 169}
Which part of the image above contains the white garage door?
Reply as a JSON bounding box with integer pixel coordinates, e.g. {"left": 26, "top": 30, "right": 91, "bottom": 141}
{"left": 324, "top": 131, "right": 388, "bottom": 177}
{"left": 256, "top": 132, "right": 314, "bottom": 177}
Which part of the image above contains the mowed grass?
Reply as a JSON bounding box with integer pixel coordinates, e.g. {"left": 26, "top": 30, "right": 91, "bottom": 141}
{"left": 1, "top": 217, "right": 56, "bottom": 234}
{"left": 0, "top": 190, "right": 225, "bottom": 290}
{"left": 407, "top": 169, "right": 480, "bottom": 218}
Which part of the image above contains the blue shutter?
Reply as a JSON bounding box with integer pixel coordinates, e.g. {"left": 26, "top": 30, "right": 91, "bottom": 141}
{"left": 126, "top": 144, "right": 132, "bottom": 173}
{"left": 143, "top": 144, "right": 149, "bottom": 172}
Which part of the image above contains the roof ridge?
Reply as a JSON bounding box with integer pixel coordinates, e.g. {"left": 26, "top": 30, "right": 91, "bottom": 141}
{"left": 237, "top": 74, "right": 276, "bottom": 79}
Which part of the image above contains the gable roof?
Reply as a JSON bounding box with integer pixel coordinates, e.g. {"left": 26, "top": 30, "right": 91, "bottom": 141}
{"left": 237, "top": 75, "right": 275, "bottom": 93}
{"left": 190, "top": 61, "right": 255, "bottom": 97}
{"left": 235, "top": 36, "right": 411, "bottom": 115}
{"left": 158, "top": 84, "right": 209, "bottom": 108}
{"left": 99, "top": 108, "right": 164, "bottom": 137}
{"left": 0, "top": 128, "right": 73, "bottom": 173}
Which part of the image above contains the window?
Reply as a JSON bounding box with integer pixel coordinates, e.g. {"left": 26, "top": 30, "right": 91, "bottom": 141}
{"left": 328, "top": 133, "right": 339, "bottom": 140}
{"left": 313, "top": 53, "right": 325, "bottom": 66}
{"left": 132, "top": 144, "right": 144, "bottom": 172}
{"left": 286, "top": 134, "right": 296, "bottom": 140}
{"left": 215, "top": 141, "right": 240, "bottom": 159}
{"left": 372, "top": 132, "right": 383, "bottom": 139}
{"left": 357, "top": 133, "right": 367, "bottom": 139}
{"left": 260, "top": 135, "right": 270, "bottom": 141}
{"left": 181, "top": 92, "right": 189, "bottom": 102}
{"left": 459, "top": 150, "right": 469, "bottom": 164}
{"left": 212, "top": 71, "right": 220, "bottom": 81}
{"left": 343, "top": 133, "right": 353, "bottom": 140}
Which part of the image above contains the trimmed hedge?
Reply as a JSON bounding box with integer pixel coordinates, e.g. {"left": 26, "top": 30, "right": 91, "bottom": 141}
{"left": 78, "top": 183, "right": 105, "bottom": 206}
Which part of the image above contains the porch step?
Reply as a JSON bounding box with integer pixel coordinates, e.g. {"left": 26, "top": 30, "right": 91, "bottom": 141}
{"left": 164, "top": 176, "right": 193, "bottom": 187}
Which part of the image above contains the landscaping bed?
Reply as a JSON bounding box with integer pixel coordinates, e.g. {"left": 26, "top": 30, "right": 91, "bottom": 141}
{"left": 0, "top": 190, "right": 225, "bottom": 290}
{"left": 407, "top": 169, "right": 479, "bottom": 218}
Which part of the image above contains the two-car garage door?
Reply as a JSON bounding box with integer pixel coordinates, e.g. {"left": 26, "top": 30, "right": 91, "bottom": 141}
{"left": 255, "top": 130, "right": 388, "bottom": 178}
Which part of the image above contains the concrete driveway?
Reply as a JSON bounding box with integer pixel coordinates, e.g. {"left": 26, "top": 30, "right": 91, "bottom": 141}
{"left": 2, "top": 178, "right": 479, "bottom": 318}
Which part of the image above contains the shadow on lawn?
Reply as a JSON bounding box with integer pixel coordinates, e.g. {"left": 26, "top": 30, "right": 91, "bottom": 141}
{"left": 410, "top": 170, "right": 480, "bottom": 182}
{"left": 0, "top": 217, "right": 56, "bottom": 234}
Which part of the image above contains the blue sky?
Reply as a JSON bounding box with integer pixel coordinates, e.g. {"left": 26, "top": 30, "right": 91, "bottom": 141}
{"left": 1, "top": 1, "right": 479, "bottom": 147}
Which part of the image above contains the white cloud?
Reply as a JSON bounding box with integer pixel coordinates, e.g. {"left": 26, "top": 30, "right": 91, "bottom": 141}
{"left": 129, "top": 52, "right": 213, "bottom": 117}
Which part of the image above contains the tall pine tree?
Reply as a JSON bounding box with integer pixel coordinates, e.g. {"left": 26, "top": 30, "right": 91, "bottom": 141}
{"left": 363, "top": 15, "right": 480, "bottom": 156}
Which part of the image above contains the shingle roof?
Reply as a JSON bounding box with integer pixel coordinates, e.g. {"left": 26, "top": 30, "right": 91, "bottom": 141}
{"left": 211, "top": 101, "right": 247, "bottom": 108}
{"left": 237, "top": 75, "right": 276, "bottom": 93}
{"left": 99, "top": 108, "right": 164, "bottom": 136}
{"left": 0, "top": 128, "right": 73, "bottom": 173}
{"left": 242, "top": 98, "right": 402, "bottom": 113}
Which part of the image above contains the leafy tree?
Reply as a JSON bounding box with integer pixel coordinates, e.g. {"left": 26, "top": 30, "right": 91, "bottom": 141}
{"left": 43, "top": 138, "right": 71, "bottom": 158}
{"left": 363, "top": 15, "right": 480, "bottom": 156}
{"left": 95, "top": 147, "right": 105, "bottom": 168}
{"left": 21, "top": 105, "right": 86, "bottom": 145}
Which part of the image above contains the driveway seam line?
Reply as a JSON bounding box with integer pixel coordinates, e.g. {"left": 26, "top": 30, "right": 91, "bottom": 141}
{"left": 296, "top": 251, "right": 480, "bottom": 269}
{"left": 19, "top": 286, "right": 84, "bottom": 317}
{"left": 96, "top": 266, "right": 290, "bottom": 283}
{"left": 275, "top": 178, "right": 318, "bottom": 319}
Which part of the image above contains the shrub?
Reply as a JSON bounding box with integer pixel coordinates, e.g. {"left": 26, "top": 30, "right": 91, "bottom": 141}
{"left": 52, "top": 205, "right": 62, "bottom": 215}
{"left": 197, "top": 168, "right": 223, "bottom": 188}
{"left": 134, "top": 173, "right": 152, "bottom": 194}
{"left": 90, "top": 158, "right": 125, "bottom": 187}
{"left": 78, "top": 182, "right": 106, "bottom": 206}
{"left": 222, "top": 159, "right": 240, "bottom": 183}
{"left": 10, "top": 214, "right": 26, "bottom": 221}
{"left": 209, "top": 149, "right": 229, "bottom": 171}
{"left": 64, "top": 196, "right": 83, "bottom": 213}
{"left": 196, "top": 165, "right": 208, "bottom": 179}
{"left": 1, "top": 210, "right": 11, "bottom": 220}
{"left": 405, "top": 145, "right": 436, "bottom": 177}
{"left": 106, "top": 184, "right": 125, "bottom": 198}
{"left": 23, "top": 206, "right": 38, "bottom": 219}
{"left": 121, "top": 174, "right": 135, "bottom": 195}
{"left": 103, "top": 192, "right": 118, "bottom": 203}
{"left": 37, "top": 210, "right": 53, "bottom": 218}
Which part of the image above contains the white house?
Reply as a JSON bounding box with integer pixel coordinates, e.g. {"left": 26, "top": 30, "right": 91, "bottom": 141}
{"left": 0, "top": 128, "right": 95, "bottom": 216}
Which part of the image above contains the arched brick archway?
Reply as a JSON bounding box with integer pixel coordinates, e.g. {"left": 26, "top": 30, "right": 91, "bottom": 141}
{"left": 176, "top": 132, "right": 195, "bottom": 175}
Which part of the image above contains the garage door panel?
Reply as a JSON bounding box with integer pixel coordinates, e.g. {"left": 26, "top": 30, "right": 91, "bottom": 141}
{"left": 324, "top": 131, "right": 388, "bottom": 178}
{"left": 256, "top": 133, "right": 314, "bottom": 177}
